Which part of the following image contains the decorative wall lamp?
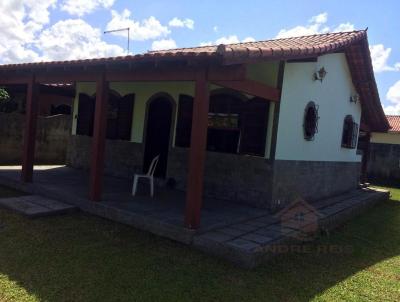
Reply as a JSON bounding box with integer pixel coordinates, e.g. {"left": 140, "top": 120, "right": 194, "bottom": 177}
{"left": 350, "top": 93, "right": 360, "bottom": 104}
{"left": 313, "top": 67, "right": 327, "bottom": 82}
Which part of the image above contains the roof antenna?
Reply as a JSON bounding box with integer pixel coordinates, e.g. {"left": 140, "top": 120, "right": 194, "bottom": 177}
{"left": 104, "top": 27, "right": 130, "bottom": 55}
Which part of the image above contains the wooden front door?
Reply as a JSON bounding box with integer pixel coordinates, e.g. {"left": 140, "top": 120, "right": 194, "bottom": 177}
{"left": 143, "top": 97, "right": 173, "bottom": 178}
{"left": 76, "top": 93, "right": 95, "bottom": 136}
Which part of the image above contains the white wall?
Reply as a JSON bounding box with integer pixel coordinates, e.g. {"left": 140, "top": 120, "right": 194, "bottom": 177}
{"left": 275, "top": 53, "right": 362, "bottom": 162}
{"left": 371, "top": 132, "right": 400, "bottom": 145}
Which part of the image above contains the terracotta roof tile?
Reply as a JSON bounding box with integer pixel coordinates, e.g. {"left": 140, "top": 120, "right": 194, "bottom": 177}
{"left": 149, "top": 30, "right": 366, "bottom": 63}
{"left": 0, "top": 30, "right": 367, "bottom": 69}
{"left": 386, "top": 115, "right": 400, "bottom": 132}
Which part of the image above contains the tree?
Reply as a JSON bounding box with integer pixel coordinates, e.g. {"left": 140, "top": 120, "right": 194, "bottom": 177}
{"left": 0, "top": 87, "right": 9, "bottom": 102}
{"left": 0, "top": 88, "right": 17, "bottom": 113}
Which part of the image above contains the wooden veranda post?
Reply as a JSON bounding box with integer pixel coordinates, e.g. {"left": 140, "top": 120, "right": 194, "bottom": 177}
{"left": 89, "top": 73, "right": 109, "bottom": 201}
{"left": 184, "top": 69, "right": 209, "bottom": 229}
{"left": 21, "top": 75, "right": 39, "bottom": 182}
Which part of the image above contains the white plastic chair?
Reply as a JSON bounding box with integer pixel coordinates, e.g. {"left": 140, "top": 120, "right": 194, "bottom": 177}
{"left": 132, "top": 155, "right": 160, "bottom": 197}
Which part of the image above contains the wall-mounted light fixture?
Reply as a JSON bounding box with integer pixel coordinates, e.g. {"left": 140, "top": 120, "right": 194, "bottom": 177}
{"left": 313, "top": 67, "right": 327, "bottom": 82}
{"left": 350, "top": 94, "right": 360, "bottom": 104}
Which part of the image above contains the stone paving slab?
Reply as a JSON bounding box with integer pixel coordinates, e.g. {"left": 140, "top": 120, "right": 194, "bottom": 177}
{"left": 0, "top": 195, "right": 78, "bottom": 218}
{"left": 193, "top": 188, "right": 390, "bottom": 268}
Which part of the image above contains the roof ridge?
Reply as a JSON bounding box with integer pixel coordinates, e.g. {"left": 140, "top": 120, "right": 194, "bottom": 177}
{"left": 225, "top": 29, "right": 366, "bottom": 46}
{"left": 148, "top": 29, "right": 366, "bottom": 53}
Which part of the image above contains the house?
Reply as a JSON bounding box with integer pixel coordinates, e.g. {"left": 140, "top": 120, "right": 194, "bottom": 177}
{"left": 367, "top": 115, "right": 400, "bottom": 181}
{"left": 0, "top": 30, "right": 389, "bottom": 230}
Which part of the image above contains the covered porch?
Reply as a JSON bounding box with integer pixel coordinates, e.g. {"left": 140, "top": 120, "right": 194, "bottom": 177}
{"left": 0, "top": 165, "right": 270, "bottom": 242}
{"left": 0, "top": 52, "right": 282, "bottom": 230}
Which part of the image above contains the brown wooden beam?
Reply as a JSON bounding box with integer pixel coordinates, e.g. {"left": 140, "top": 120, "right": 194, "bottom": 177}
{"left": 208, "top": 64, "right": 246, "bottom": 81}
{"left": 184, "top": 69, "right": 210, "bottom": 229}
{"left": 211, "top": 79, "right": 281, "bottom": 102}
{"left": 89, "top": 73, "right": 109, "bottom": 201}
{"left": 21, "top": 75, "right": 39, "bottom": 182}
{"left": 36, "top": 73, "right": 95, "bottom": 83}
{"left": 0, "top": 64, "right": 246, "bottom": 85}
{"left": 0, "top": 76, "right": 31, "bottom": 85}
{"left": 269, "top": 61, "right": 285, "bottom": 161}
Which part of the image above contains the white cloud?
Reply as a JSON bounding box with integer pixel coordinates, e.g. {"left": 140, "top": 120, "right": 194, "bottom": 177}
{"left": 0, "top": 2, "right": 178, "bottom": 64}
{"left": 276, "top": 13, "right": 329, "bottom": 38}
{"left": 309, "top": 12, "right": 328, "bottom": 24}
{"left": 242, "top": 37, "right": 256, "bottom": 43}
{"left": 168, "top": 17, "right": 194, "bottom": 29}
{"left": 276, "top": 12, "right": 355, "bottom": 38}
{"left": 213, "top": 26, "right": 219, "bottom": 33}
{"left": 199, "top": 41, "right": 213, "bottom": 47}
{"left": 37, "top": 19, "right": 125, "bottom": 61}
{"left": 60, "top": 0, "right": 115, "bottom": 17}
{"left": 369, "top": 44, "right": 400, "bottom": 73}
{"left": 106, "top": 9, "right": 170, "bottom": 41}
{"left": 334, "top": 22, "right": 355, "bottom": 32}
{"left": 384, "top": 81, "right": 400, "bottom": 115}
{"left": 201, "top": 35, "right": 255, "bottom": 46}
{"left": 151, "top": 39, "right": 177, "bottom": 51}
{"left": 0, "top": 0, "right": 56, "bottom": 63}
{"left": 387, "top": 81, "right": 400, "bottom": 103}
{"left": 215, "top": 35, "right": 240, "bottom": 44}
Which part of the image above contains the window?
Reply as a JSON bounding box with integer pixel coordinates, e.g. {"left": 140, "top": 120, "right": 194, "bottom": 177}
{"left": 117, "top": 94, "right": 135, "bottom": 140}
{"left": 239, "top": 98, "right": 269, "bottom": 156}
{"left": 175, "top": 95, "right": 193, "bottom": 148}
{"left": 341, "top": 115, "right": 359, "bottom": 149}
{"left": 76, "top": 92, "right": 134, "bottom": 140}
{"left": 175, "top": 93, "right": 269, "bottom": 156}
{"left": 106, "top": 93, "right": 135, "bottom": 140}
{"left": 206, "top": 94, "right": 240, "bottom": 153}
{"left": 303, "top": 101, "right": 319, "bottom": 141}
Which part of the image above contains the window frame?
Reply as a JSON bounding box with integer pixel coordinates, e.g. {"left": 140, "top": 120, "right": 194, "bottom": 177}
{"left": 341, "top": 115, "right": 359, "bottom": 149}
{"left": 303, "top": 101, "right": 319, "bottom": 141}
{"left": 175, "top": 93, "right": 270, "bottom": 157}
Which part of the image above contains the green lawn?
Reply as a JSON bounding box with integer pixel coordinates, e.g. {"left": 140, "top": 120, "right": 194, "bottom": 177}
{"left": 0, "top": 185, "right": 399, "bottom": 301}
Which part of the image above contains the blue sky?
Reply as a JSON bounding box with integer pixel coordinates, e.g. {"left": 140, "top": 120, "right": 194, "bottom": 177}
{"left": 1, "top": 0, "right": 399, "bottom": 113}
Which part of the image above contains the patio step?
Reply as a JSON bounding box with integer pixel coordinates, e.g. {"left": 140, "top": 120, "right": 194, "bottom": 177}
{"left": 0, "top": 195, "right": 78, "bottom": 218}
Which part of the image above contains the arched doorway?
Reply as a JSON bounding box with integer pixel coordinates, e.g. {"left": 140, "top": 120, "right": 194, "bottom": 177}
{"left": 143, "top": 96, "right": 173, "bottom": 178}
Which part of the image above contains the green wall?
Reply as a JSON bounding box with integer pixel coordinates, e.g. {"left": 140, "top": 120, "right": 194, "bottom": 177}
{"left": 72, "top": 81, "right": 195, "bottom": 143}
{"left": 72, "top": 62, "right": 280, "bottom": 157}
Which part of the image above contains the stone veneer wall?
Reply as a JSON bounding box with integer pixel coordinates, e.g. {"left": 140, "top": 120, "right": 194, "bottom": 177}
{"left": 66, "top": 135, "right": 144, "bottom": 178}
{"left": 66, "top": 136, "right": 361, "bottom": 210}
{"left": 167, "top": 147, "right": 274, "bottom": 208}
{"left": 271, "top": 160, "right": 361, "bottom": 211}
{"left": 368, "top": 143, "right": 400, "bottom": 181}
{"left": 0, "top": 113, "right": 71, "bottom": 164}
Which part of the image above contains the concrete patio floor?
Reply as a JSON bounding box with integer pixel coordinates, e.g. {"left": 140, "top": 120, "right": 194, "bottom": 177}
{"left": 0, "top": 165, "right": 270, "bottom": 242}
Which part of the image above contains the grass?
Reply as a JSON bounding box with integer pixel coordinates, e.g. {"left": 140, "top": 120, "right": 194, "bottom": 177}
{"left": 0, "top": 185, "right": 398, "bottom": 301}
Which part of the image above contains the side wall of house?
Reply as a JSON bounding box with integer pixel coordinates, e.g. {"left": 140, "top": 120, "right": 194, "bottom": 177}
{"left": 368, "top": 132, "right": 400, "bottom": 181}
{"left": 67, "top": 63, "right": 279, "bottom": 207}
{"left": 272, "top": 53, "right": 362, "bottom": 208}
